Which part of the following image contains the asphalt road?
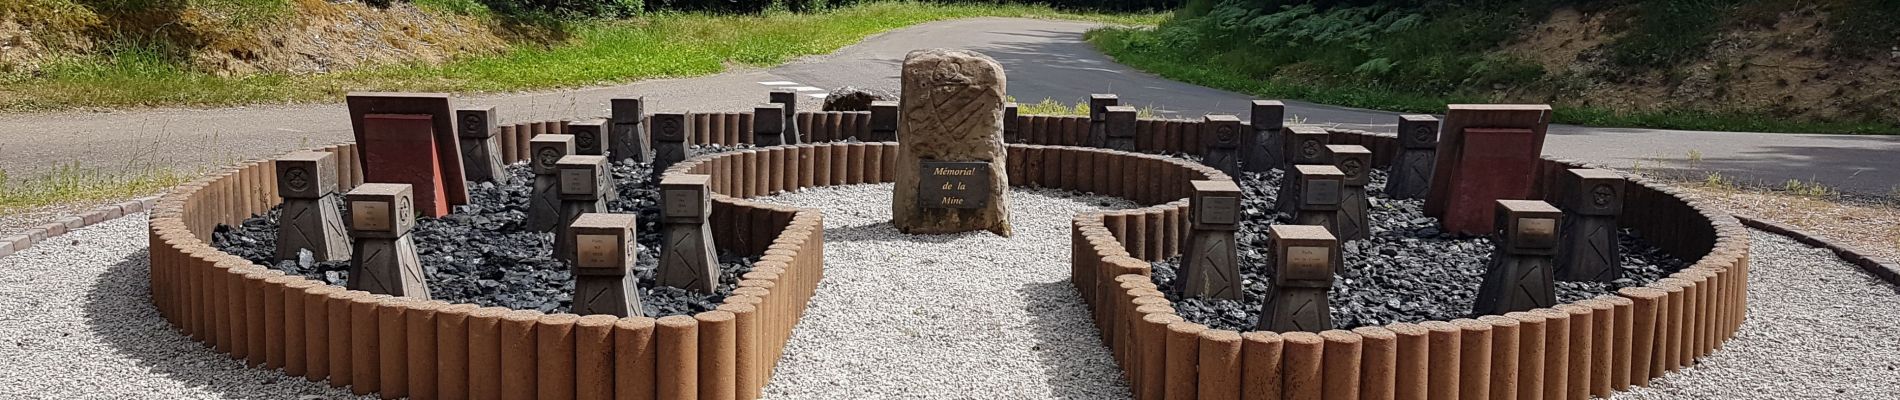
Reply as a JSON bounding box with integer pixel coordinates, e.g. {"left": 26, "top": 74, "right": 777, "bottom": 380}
{"left": 2, "top": 18, "right": 1895, "bottom": 195}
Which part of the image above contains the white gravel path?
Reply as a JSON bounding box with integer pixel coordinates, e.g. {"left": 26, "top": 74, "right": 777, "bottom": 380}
{"left": 755, "top": 184, "right": 1136, "bottom": 399}
{"left": 0, "top": 214, "right": 369, "bottom": 399}
{"left": 1613, "top": 229, "right": 1900, "bottom": 399}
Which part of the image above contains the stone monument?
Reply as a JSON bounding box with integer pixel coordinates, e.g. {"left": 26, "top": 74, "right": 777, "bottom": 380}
{"left": 658, "top": 174, "right": 720, "bottom": 293}
{"left": 754, "top": 103, "right": 788, "bottom": 146}
{"left": 1102, "top": 105, "right": 1138, "bottom": 152}
{"left": 526, "top": 134, "right": 575, "bottom": 232}
{"left": 891, "top": 48, "right": 1012, "bottom": 237}
{"left": 1425, "top": 105, "right": 1552, "bottom": 235}
{"left": 455, "top": 107, "right": 507, "bottom": 183}
{"left": 1178, "top": 180, "right": 1242, "bottom": 299}
{"left": 344, "top": 183, "right": 430, "bottom": 299}
{"left": 870, "top": 101, "right": 900, "bottom": 142}
{"left": 553, "top": 155, "right": 612, "bottom": 259}
{"left": 1473, "top": 200, "right": 1561, "bottom": 315}
{"left": 1258, "top": 224, "right": 1336, "bottom": 332}
{"left": 567, "top": 119, "right": 610, "bottom": 156}
{"left": 609, "top": 97, "right": 652, "bottom": 163}
{"left": 769, "top": 89, "right": 802, "bottom": 144}
{"left": 345, "top": 92, "right": 469, "bottom": 217}
{"left": 1087, "top": 94, "right": 1119, "bottom": 148}
{"left": 1246, "top": 100, "right": 1286, "bottom": 172}
{"left": 1384, "top": 114, "right": 1439, "bottom": 199}
{"left": 1290, "top": 165, "right": 1345, "bottom": 238}
{"left": 1275, "top": 125, "right": 1331, "bottom": 213}
{"left": 1556, "top": 168, "right": 1625, "bottom": 282}
{"left": 564, "top": 213, "right": 645, "bottom": 317}
{"left": 1202, "top": 114, "right": 1244, "bottom": 177}
{"left": 650, "top": 112, "right": 692, "bottom": 172}
{"left": 1327, "top": 145, "right": 1373, "bottom": 241}
{"left": 274, "top": 151, "right": 351, "bottom": 262}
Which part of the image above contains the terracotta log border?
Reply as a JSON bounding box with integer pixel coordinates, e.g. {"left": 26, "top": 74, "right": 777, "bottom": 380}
{"left": 1071, "top": 127, "right": 1753, "bottom": 399}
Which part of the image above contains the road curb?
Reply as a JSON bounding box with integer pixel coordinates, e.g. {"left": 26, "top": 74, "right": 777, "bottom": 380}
{"left": 0, "top": 197, "right": 161, "bottom": 258}
{"left": 1733, "top": 214, "right": 1900, "bottom": 288}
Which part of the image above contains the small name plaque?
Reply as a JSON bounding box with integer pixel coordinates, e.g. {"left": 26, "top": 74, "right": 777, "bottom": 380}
{"left": 918, "top": 161, "right": 992, "bottom": 209}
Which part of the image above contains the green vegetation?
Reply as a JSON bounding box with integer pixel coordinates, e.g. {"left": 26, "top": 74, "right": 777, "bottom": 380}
{"left": 1, "top": 2, "right": 1162, "bottom": 111}
{"left": 1011, "top": 96, "right": 1158, "bottom": 118}
{"left": 0, "top": 164, "right": 187, "bottom": 214}
{"left": 1087, "top": 0, "right": 1899, "bottom": 135}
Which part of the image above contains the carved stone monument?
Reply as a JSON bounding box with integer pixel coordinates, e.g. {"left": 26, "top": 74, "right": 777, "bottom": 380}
{"left": 1291, "top": 165, "right": 1345, "bottom": 238}
{"left": 1087, "top": 94, "right": 1119, "bottom": 148}
{"left": 754, "top": 103, "right": 788, "bottom": 146}
{"left": 567, "top": 119, "right": 610, "bottom": 156}
{"left": 870, "top": 100, "right": 900, "bottom": 142}
{"left": 1178, "top": 180, "right": 1242, "bottom": 299}
{"left": 658, "top": 174, "right": 720, "bottom": 293}
{"left": 609, "top": 97, "right": 652, "bottom": 163}
{"left": 1473, "top": 200, "right": 1561, "bottom": 315}
{"left": 1202, "top": 115, "right": 1244, "bottom": 176}
{"left": 1327, "top": 145, "right": 1373, "bottom": 241}
{"left": 650, "top": 112, "right": 692, "bottom": 172}
{"left": 1246, "top": 100, "right": 1286, "bottom": 172}
{"left": 1384, "top": 114, "right": 1439, "bottom": 199}
{"left": 274, "top": 151, "right": 351, "bottom": 262}
{"left": 553, "top": 155, "right": 612, "bottom": 259}
{"left": 1556, "top": 168, "right": 1625, "bottom": 282}
{"left": 526, "top": 134, "right": 575, "bottom": 232}
{"left": 1275, "top": 126, "right": 1331, "bottom": 213}
{"left": 891, "top": 48, "right": 1012, "bottom": 237}
{"left": 1258, "top": 224, "right": 1336, "bottom": 332}
{"left": 1103, "top": 105, "right": 1138, "bottom": 152}
{"left": 455, "top": 107, "right": 507, "bottom": 183}
{"left": 1425, "top": 105, "right": 1552, "bottom": 235}
{"left": 345, "top": 92, "right": 469, "bottom": 217}
{"left": 769, "top": 89, "right": 802, "bottom": 144}
{"left": 564, "top": 213, "right": 645, "bottom": 317}
{"left": 345, "top": 183, "right": 430, "bottom": 299}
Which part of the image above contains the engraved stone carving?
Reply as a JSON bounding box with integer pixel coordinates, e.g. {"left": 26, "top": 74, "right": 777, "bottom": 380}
{"left": 1202, "top": 115, "right": 1243, "bottom": 176}
{"left": 345, "top": 183, "right": 430, "bottom": 299}
{"left": 526, "top": 134, "right": 575, "bottom": 232}
{"left": 1086, "top": 94, "right": 1119, "bottom": 148}
{"left": 1327, "top": 145, "right": 1373, "bottom": 241}
{"left": 1179, "top": 180, "right": 1243, "bottom": 299}
{"left": 455, "top": 107, "right": 507, "bottom": 183}
{"left": 609, "top": 97, "right": 653, "bottom": 163}
{"left": 1557, "top": 168, "right": 1626, "bottom": 282}
{"left": 1259, "top": 225, "right": 1336, "bottom": 332}
{"left": 871, "top": 101, "right": 900, "bottom": 142}
{"left": 891, "top": 48, "right": 1012, "bottom": 236}
{"left": 651, "top": 112, "right": 692, "bottom": 172}
{"left": 754, "top": 103, "right": 787, "bottom": 146}
{"left": 1276, "top": 125, "right": 1331, "bottom": 213}
{"left": 274, "top": 152, "right": 351, "bottom": 262}
{"left": 769, "top": 89, "right": 802, "bottom": 144}
{"left": 1385, "top": 114, "right": 1439, "bottom": 199}
{"left": 1246, "top": 100, "right": 1286, "bottom": 172}
{"left": 1473, "top": 200, "right": 1562, "bottom": 316}
{"left": 657, "top": 174, "right": 719, "bottom": 293}
{"left": 564, "top": 213, "right": 645, "bottom": 317}
{"left": 1291, "top": 165, "right": 1345, "bottom": 239}
{"left": 1103, "top": 105, "right": 1137, "bottom": 152}
{"left": 568, "top": 119, "right": 610, "bottom": 156}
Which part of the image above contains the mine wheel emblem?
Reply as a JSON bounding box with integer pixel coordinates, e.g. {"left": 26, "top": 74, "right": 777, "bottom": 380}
{"left": 659, "top": 119, "right": 681, "bottom": 138}
{"left": 461, "top": 114, "right": 483, "bottom": 136}
{"left": 578, "top": 132, "right": 597, "bottom": 149}
{"left": 1301, "top": 140, "right": 1322, "bottom": 158}
{"left": 397, "top": 196, "right": 413, "bottom": 219}
{"left": 286, "top": 167, "right": 310, "bottom": 192}
{"left": 538, "top": 148, "right": 560, "bottom": 167}
{"left": 1216, "top": 125, "right": 1236, "bottom": 144}
{"left": 1342, "top": 158, "right": 1363, "bottom": 179}
{"left": 1592, "top": 184, "right": 1616, "bottom": 206}
{"left": 1412, "top": 125, "right": 1435, "bottom": 143}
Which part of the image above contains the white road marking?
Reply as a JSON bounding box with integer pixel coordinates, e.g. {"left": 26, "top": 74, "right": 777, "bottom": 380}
{"left": 808, "top": 94, "right": 828, "bottom": 99}
{"left": 788, "top": 87, "right": 825, "bottom": 92}
{"left": 758, "top": 81, "right": 799, "bottom": 85}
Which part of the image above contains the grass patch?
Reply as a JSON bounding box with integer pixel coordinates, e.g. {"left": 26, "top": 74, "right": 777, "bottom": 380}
{"left": 1010, "top": 96, "right": 1158, "bottom": 118}
{"left": 1087, "top": 25, "right": 1900, "bottom": 135}
{"left": 0, "top": 163, "right": 187, "bottom": 214}
{"left": 1, "top": 2, "right": 1162, "bottom": 111}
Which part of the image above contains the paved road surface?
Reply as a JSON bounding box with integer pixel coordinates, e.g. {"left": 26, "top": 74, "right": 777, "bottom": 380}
{"left": 2, "top": 18, "right": 1895, "bottom": 195}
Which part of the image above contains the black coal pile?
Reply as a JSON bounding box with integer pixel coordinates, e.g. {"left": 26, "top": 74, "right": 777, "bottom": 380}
{"left": 215, "top": 153, "right": 755, "bottom": 317}
{"left": 1147, "top": 168, "right": 1687, "bottom": 332}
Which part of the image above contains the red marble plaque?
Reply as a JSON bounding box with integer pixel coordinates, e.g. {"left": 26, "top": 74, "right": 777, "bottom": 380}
{"left": 360, "top": 114, "right": 451, "bottom": 217}
{"left": 346, "top": 92, "right": 469, "bottom": 208}
{"left": 1424, "top": 104, "right": 1550, "bottom": 219}
{"left": 1441, "top": 127, "right": 1540, "bottom": 235}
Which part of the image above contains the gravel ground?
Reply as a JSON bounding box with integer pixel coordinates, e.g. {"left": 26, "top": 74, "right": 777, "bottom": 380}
{"left": 0, "top": 214, "right": 369, "bottom": 399}
{"left": 754, "top": 183, "right": 1136, "bottom": 399}
{"left": 1613, "top": 229, "right": 1900, "bottom": 399}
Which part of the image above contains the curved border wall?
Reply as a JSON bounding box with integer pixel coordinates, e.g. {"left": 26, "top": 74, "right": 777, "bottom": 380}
{"left": 1068, "top": 127, "right": 1751, "bottom": 400}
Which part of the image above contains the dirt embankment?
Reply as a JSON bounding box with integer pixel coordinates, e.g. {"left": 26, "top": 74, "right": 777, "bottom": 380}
{"left": 3, "top": 0, "right": 513, "bottom": 78}
{"left": 1497, "top": 5, "right": 1900, "bottom": 124}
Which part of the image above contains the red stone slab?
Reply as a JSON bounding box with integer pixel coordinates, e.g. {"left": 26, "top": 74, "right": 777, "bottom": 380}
{"left": 1425, "top": 104, "right": 1550, "bottom": 219}
{"left": 1441, "top": 128, "right": 1541, "bottom": 235}
{"left": 346, "top": 93, "right": 469, "bottom": 209}
{"left": 360, "top": 114, "right": 452, "bottom": 217}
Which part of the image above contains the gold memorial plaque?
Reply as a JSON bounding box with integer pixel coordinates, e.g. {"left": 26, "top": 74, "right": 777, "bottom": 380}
{"left": 1283, "top": 245, "right": 1331, "bottom": 282}
{"left": 1519, "top": 218, "right": 1557, "bottom": 247}
{"left": 664, "top": 189, "right": 699, "bottom": 218}
{"left": 352, "top": 201, "right": 390, "bottom": 231}
{"left": 576, "top": 234, "right": 621, "bottom": 268}
{"left": 560, "top": 168, "right": 595, "bottom": 195}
